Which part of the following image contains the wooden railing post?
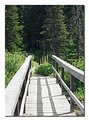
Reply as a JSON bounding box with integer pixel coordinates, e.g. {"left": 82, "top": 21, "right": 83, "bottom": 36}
{"left": 30, "top": 60, "right": 32, "bottom": 77}
{"left": 70, "top": 74, "right": 75, "bottom": 112}
{"left": 55, "top": 62, "right": 58, "bottom": 83}
{"left": 53, "top": 60, "right": 55, "bottom": 77}
{"left": 61, "top": 67, "right": 64, "bottom": 95}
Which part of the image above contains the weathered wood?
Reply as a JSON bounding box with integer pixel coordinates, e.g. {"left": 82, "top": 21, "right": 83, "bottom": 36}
{"left": 53, "top": 60, "right": 55, "bottom": 77}
{"left": 61, "top": 67, "right": 64, "bottom": 95}
{"left": 52, "top": 66, "right": 84, "bottom": 114}
{"left": 55, "top": 62, "right": 58, "bottom": 83}
{"left": 5, "top": 55, "right": 32, "bottom": 116}
{"left": 70, "top": 75, "right": 75, "bottom": 112}
{"left": 19, "top": 69, "right": 31, "bottom": 116}
{"left": 52, "top": 55, "right": 84, "bottom": 82}
{"left": 24, "top": 77, "right": 76, "bottom": 116}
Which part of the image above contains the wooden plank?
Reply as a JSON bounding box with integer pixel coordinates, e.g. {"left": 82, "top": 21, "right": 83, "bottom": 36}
{"left": 28, "top": 77, "right": 62, "bottom": 97}
{"left": 24, "top": 76, "right": 76, "bottom": 116}
{"left": 23, "top": 112, "right": 76, "bottom": 116}
{"left": 52, "top": 55, "right": 84, "bottom": 82}
{"left": 52, "top": 66, "right": 84, "bottom": 113}
{"left": 5, "top": 55, "right": 32, "bottom": 116}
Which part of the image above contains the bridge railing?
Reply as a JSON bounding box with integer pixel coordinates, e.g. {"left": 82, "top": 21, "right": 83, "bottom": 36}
{"left": 5, "top": 55, "right": 32, "bottom": 116}
{"left": 52, "top": 55, "right": 84, "bottom": 114}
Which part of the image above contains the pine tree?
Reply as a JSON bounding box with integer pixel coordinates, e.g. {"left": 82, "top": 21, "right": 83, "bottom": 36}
{"left": 41, "top": 6, "right": 69, "bottom": 60}
{"left": 5, "top": 5, "right": 84, "bottom": 62}
{"left": 22, "top": 6, "right": 46, "bottom": 63}
{"left": 5, "top": 5, "right": 23, "bottom": 52}
{"left": 64, "top": 5, "right": 84, "bottom": 60}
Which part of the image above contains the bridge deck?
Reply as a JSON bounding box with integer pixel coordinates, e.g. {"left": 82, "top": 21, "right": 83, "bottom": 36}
{"left": 24, "top": 76, "right": 76, "bottom": 116}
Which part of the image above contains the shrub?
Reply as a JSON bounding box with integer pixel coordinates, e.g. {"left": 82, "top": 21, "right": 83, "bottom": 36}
{"left": 72, "top": 58, "right": 84, "bottom": 101}
{"left": 35, "top": 62, "right": 52, "bottom": 76}
{"left": 61, "top": 58, "right": 84, "bottom": 101}
{"left": 32, "top": 60, "right": 39, "bottom": 67}
{"left": 72, "top": 57, "right": 84, "bottom": 71}
{"left": 5, "top": 51, "right": 26, "bottom": 87}
{"left": 74, "top": 87, "right": 84, "bottom": 101}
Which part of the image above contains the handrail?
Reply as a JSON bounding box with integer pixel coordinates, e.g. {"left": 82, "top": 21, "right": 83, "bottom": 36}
{"left": 52, "top": 66, "right": 84, "bottom": 113}
{"left": 52, "top": 55, "right": 84, "bottom": 82}
{"left": 5, "top": 55, "right": 32, "bottom": 116}
{"left": 52, "top": 55, "right": 84, "bottom": 114}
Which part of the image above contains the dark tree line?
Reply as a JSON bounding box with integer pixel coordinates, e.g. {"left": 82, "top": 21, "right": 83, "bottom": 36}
{"left": 5, "top": 5, "right": 84, "bottom": 63}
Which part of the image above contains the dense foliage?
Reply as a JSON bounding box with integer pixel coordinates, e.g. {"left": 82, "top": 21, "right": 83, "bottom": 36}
{"left": 5, "top": 51, "right": 27, "bottom": 87}
{"left": 5, "top": 6, "right": 23, "bottom": 52}
{"left": 5, "top": 5, "right": 84, "bottom": 63}
{"left": 35, "top": 63, "right": 52, "bottom": 76}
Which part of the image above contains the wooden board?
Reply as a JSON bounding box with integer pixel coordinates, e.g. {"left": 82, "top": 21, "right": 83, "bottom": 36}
{"left": 24, "top": 76, "right": 76, "bottom": 116}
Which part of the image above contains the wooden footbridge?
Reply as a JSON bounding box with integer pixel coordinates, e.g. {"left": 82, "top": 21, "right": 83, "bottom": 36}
{"left": 5, "top": 55, "right": 84, "bottom": 116}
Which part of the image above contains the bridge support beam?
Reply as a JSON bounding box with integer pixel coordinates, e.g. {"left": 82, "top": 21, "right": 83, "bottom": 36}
{"left": 70, "top": 75, "right": 75, "bottom": 112}
{"left": 55, "top": 62, "right": 58, "bottom": 83}
{"left": 61, "top": 67, "right": 64, "bottom": 95}
{"left": 53, "top": 60, "right": 56, "bottom": 77}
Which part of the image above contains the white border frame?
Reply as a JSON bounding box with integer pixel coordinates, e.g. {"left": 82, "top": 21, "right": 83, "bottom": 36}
{"left": 0, "top": 1, "right": 89, "bottom": 121}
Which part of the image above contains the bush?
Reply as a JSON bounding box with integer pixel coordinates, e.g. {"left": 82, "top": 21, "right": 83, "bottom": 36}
{"left": 61, "top": 58, "right": 84, "bottom": 101}
{"left": 5, "top": 51, "right": 26, "bottom": 87}
{"left": 32, "top": 60, "right": 39, "bottom": 67}
{"left": 35, "top": 62, "right": 52, "bottom": 76}
{"left": 72, "top": 57, "right": 84, "bottom": 71}
{"left": 72, "top": 58, "right": 84, "bottom": 101}
{"left": 74, "top": 87, "right": 84, "bottom": 101}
